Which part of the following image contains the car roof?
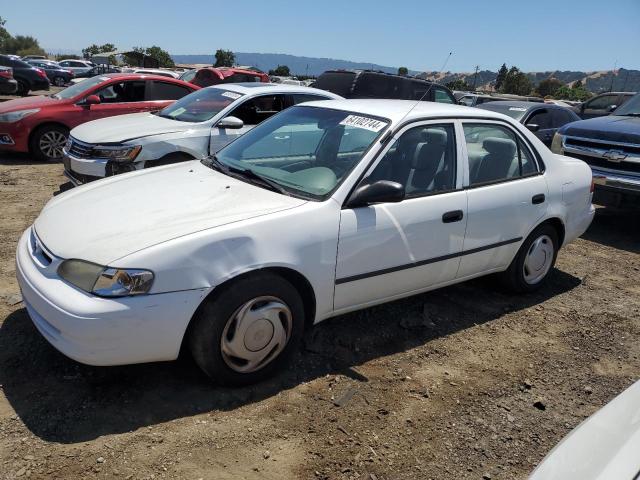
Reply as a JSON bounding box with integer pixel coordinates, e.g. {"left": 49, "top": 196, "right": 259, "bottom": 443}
{"left": 475, "top": 100, "right": 550, "bottom": 110}
{"left": 299, "top": 99, "right": 507, "bottom": 123}
{"left": 208, "top": 83, "right": 342, "bottom": 97}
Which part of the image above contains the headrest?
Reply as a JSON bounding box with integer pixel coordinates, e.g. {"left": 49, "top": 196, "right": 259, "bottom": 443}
{"left": 425, "top": 128, "right": 447, "bottom": 146}
{"left": 483, "top": 137, "right": 516, "bottom": 157}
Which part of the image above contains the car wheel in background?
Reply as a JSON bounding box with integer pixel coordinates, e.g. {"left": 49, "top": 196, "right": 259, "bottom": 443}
{"left": 29, "top": 125, "right": 69, "bottom": 161}
{"left": 16, "top": 80, "right": 29, "bottom": 96}
{"left": 53, "top": 76, "right": 66, "bottom": 87}
{"left": 188, "top": 272, "right": 305, "bottom": 385}
{"left": 501, "top": 224, "right": 559, "bottom": 293}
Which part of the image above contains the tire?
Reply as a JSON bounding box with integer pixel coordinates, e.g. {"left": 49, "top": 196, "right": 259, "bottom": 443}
{"left": 16, "top": 80, "right": 29, "bottom": 96}
{"left": 29, "top": 125, "right": 69, "bottom": 162}
{"left": 188, "top": 272, "right": 305, "bottom": 385}
{"left": 501, "top": 224, "right": 559, "bottom": 293}
{"left": 53, "top": 76, "right": 66, "bottom": 87}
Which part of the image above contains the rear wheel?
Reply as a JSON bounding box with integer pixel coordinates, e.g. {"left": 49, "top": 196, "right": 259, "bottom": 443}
{"left": 501, "top": 224, "right": 558, "bottom": 293}
{"left": 30, "top": 125, "right": 69, "bottom": 161}
{"left": 53, "top": 76, "right": 66, "bottom": 87}
{"left": 16, "top": 80, "right": 29, "bottom": 96}
{"left": 188, "top": 272, "right": 305, "bottom": 385}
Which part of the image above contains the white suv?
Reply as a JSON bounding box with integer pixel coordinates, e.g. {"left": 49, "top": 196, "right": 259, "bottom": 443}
{"left": 58, "top": 59, "right": 94, "bottom": 75}
{"left": 63, "top": 83, "right": 341, "bottom": 185}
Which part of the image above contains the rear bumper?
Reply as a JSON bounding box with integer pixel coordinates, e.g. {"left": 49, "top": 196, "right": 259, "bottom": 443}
{"left": 16, "top": 227, "right": 207, "bottom": 366}
{"left": 29, "top": 79, "right": 50, "bottom": 91}
{"left": 0, "top": 79, "right": 18, "bottom": 95}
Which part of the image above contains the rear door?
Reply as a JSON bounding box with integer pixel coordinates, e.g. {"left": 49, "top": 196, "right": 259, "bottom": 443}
{"left": 457, "top": 121, "right": 548, "bottom": 279}
{"left": 209, "top": 93, "right": 287, "bottom": 154}
{"left": 146, "top": 80, "right": 194, "bottom": 112}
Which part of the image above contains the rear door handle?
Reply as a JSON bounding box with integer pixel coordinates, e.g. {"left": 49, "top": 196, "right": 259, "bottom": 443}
{"left": 532, "top": 193, "right": 545, "bottom": 204}
{"left": 442, "top": 210, "right": 464, "bottom": 223}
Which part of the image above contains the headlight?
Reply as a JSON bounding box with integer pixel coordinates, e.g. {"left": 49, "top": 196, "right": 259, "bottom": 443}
{"left": 0, "top": 109, "right": 40, "bottom": 123}
{"left": 58, "top": 259, "right": 154, "bottom": 297}
{"left": 550, "top": 133, "right": 564, "bottom": 154}
{"left": 92, "top": 145, "right": 141, "bottom": 162}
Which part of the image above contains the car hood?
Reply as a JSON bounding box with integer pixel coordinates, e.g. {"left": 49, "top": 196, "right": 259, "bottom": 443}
{"left": 71, "top": 112, "right": 193, "bottom": 144}
{"left": 560, "top": 115, "right": 640, "bottom": 144}
{"left": 34, "top": 161, "right": 307, "bottom": 265}
{"left": 0, "top": 95, "right": 59, "bottom": 113}
{"left": 530, "top": 380, "right": 640, "bottom": 480}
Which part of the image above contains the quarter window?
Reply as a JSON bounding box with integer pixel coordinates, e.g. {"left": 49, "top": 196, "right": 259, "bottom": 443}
{"left": 368, "top": 124, "right": 456, "bottom": 196}
{"left": 463, "top": 123, "right": 537, "bottom": 186}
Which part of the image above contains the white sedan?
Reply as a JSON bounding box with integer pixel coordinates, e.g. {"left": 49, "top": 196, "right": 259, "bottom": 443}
{"left": 63, "top": 83, "right": 341, "bottom": 185}
{"left": 16, "top": 99, "right": 595, "bottom": 385}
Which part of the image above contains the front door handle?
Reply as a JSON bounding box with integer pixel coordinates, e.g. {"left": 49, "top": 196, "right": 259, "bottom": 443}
{"left": 532, "top": 193, "right": 545, "bottom": 204}
{"left": 442, "top": 210, "right": 464, "bottom": 223}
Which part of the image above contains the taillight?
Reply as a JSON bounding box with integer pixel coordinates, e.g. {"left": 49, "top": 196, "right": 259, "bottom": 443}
{"left": 66, "top": 70, "right": 74, "bottom": 77}
{"left": 590, "top": 179, "right": 595, "bottom": 193}
{"left": 0, "top": 69, "right": 12, "bottom": 79}
{"left": 35, "top": 68, "right": 48, "bottom": 79}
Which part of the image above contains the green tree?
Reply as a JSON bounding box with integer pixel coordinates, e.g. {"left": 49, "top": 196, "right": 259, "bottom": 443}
{"left": 82, "top": 43, "right": 116, "bottom": 60}
{"left": 536, "top": 78, "right": 563, "bottom": 97}
{"left": 214, "top": 49, "right": 235, "bottom": 67}
{"left": 128, "top": 45, "right": 174, "bottom": 68}
{"left": 268, "top": 65, "right": 291, "bottom": 76}
{"left": 494, "top": 63, "right": 508, "bottom": 91}
{"left": 398, "top": 66, "right": 409, "bottom": 76}
{"left": 4, "top": 35, "right": 45, "bottom": 56}
{"left": 0, "top": 17, "right": 11, "bottom": 53}
{"left": 501, "top": 66, "right": 533, "bottom": 95}
{"left": 54, "top": 53, "right": 80, "bottom": 61}
{"left": 445, "top": 79, "right": 474, "bottom": 91}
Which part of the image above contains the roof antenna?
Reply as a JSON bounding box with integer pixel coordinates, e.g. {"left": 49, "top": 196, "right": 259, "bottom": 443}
{"left": 393, "top": 51, "right": 453, "bottom": 130}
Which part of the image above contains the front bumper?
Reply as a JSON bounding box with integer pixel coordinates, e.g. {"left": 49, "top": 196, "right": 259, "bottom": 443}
{"left": 592, "top": 168, "right": 640, "bottom": 207}
{"left": 63, "top": 149, "right": 140, "bottom": 186}
{"left": 16, "top": 227, "right": 207, "bottom": 366}
{"left": 0, "top": 121, "right": 29, "bottom": 152}
{"left": 0, "top": 79, "right": 18, "bottom": 95}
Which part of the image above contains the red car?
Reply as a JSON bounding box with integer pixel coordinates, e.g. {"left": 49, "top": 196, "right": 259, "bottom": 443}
{"left": 0, "top": 73, "right": 199, "bottom": 161}
{"left": 192, "top": 67, "right": 269, "bottom": 88}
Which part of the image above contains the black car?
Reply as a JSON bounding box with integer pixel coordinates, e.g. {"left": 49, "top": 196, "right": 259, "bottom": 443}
{"left": 0, "top": 54, "right": 50, "bottom": 95}
{"left": 74, "top": 65, "right": 122, "bottom": 79}
{"left": 25, "top": 60, "right": 74, "bottom": 86}
{"left": 572, "top": 91, "right": 635, "bottom": 119}
{"left": 0, "top": 66, "right": 18, "bottom": 95}
{"left": 314, "top": 70, "right": 457, "bottom": 103}
{"left": 476, "top": 101, "right": 580, "bottom": 147}
{"left": 554, "top": 93, "right": 640, "bottom": 208}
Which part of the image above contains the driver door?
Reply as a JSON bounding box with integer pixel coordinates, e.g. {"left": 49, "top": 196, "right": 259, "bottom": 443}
{"left": 75, "top": 80, "right": 150, "bottom": 127}
{"left": 334, "top": 122, "right": 468, "bottom": 311}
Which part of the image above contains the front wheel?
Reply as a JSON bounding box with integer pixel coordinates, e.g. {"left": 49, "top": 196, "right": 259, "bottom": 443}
{"left": 16, "top": 80, "right": 29, "bottom": 96}
{"left": 53, "top": 76, "right": 66, "bottom": 87}
{"left": 30, "top": 125, "right": 69, "bottom": 161}
{"left": 188, "top": 272, "right": 305, "bottom": 385}
{"left": 501, "top": 224, "right": 559, "bottom": 293}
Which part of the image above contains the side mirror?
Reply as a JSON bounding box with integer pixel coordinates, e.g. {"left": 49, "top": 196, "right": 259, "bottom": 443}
{"left": 346, "top": 180, "right": 405, "bottom": 208}
{"left": 607, "top": 104, "right": 617, "bottom": 112}
{"left": 217, "top": 116, "right": 244, "bottom": 129}
{"left": 81, "top": 95, "right": 101, "bottom": 107}
{"left": 526, "top": 123, "right": 540, "bottom": 133}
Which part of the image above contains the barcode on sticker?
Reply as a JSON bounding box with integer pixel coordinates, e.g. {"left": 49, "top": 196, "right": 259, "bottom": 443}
{"left": 339, "top": 115, "right": 386, "bottom": 132}
{"left": 221, "top": 91, "right": 242, "bottom": 100}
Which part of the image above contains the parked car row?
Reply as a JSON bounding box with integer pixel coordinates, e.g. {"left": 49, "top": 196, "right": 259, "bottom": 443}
{"left": 0, "top": 54, "right": 50, "bottom": 95}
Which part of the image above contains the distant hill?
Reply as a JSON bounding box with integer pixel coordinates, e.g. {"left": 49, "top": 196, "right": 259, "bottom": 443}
{"left": 171, "top": 53, "right": 419, "bottom": 77}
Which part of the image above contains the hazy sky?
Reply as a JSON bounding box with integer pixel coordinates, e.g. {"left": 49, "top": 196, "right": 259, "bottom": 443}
{"left": 2, "top": 0, "right": 639, "bottom": 72}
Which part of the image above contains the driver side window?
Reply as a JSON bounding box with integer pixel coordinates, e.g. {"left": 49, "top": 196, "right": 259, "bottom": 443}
{"left": 93, "top": 81, "right": 146, "bottom": 103}
{"left": 368, "top": 124, "right": 457, "bottom": 197}
{"left": 230, "top": 95, "right": 286, "bottom": 126}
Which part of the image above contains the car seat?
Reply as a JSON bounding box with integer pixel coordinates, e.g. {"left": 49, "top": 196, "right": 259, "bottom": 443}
{"left": 474, "top": 137, "right": 517, "bottom": 184}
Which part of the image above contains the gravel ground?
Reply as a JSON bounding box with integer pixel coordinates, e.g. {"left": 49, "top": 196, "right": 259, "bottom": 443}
{"left": 0, "top": 155, "right": 638, "bottom": 480}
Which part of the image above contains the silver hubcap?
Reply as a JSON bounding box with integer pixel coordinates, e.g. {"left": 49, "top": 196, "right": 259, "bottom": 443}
{"left": 523, "top": 234, "right": 554, "bottom": 284}
{"left": 220, "top": 296, "right": 292, "bottom": 373}
{"left": 55, "top": 77, "right": 65, "bottom": 86}
{"left": 39, "top": 131, "right": 67, "bottom": 159}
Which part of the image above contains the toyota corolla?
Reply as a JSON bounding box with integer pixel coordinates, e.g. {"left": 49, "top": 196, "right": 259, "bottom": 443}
{"left": 16, "top": 100, "right": 595, "bottom": 385}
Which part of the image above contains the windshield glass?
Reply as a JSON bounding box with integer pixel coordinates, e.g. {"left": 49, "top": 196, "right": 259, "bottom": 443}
{"left": 212, "top": 105, "right": 389, "bottom": 199}
{"left": 478, "top": 104, "right": 529, "bottom": 121}
{"left": 158, "top": 88, "right": 242, "bottom": 122}
{"left": 53, "top": 76, "right": 110, "bottom": 100}
{"left": 613, "top": 93, "right": 640, "bottom": 116}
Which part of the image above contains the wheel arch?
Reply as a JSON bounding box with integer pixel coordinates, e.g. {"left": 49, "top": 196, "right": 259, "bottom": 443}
{"left": 28, "top": 121, "right": 70, "bottom": 145}
{"left": 533, "top": 216, "right": 565, "bottom": 247}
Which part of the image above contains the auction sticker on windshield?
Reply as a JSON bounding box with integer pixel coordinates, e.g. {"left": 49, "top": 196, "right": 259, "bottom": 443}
{"left": 221, "top": 91, "right": 242, "bottom": 100}
{"left": 339, "top": 115, "right": 387, "bottom": 132}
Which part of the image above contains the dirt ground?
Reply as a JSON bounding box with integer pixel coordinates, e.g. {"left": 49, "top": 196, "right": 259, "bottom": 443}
{"left": 0, "top": 153, "right": 638, "bottom": 480}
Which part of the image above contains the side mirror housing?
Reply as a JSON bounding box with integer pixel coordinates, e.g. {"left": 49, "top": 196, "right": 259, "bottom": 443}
{"left": 526, "top": 123, "right": 540, "bottom": 133}
{"left": 217, "top": 116, "right": 244, "bottom": 129}
{"left": 80, "top": 95, "right": 101, "bottom": 107}
{"left": 607, "top": 104, "right": 617, "bottom": 112}
{"left": 346, "top": 180, "right": 405, "bottom": 208}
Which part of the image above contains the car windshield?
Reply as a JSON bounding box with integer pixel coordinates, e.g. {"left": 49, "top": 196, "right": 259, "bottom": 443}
{"left": 52, "top": 76, "right": 111, "bottom": 100}
{"left": 478, "top": 104, "right": 529, "bottom": 121}
{"left": 613, "top": 94, "right": 640, "bottom": 116}
{"left": 158, "top": 88, "right": 243, "bottom": 122}
{"left": 210, "top": 105, "right": 389, "bottom": 199}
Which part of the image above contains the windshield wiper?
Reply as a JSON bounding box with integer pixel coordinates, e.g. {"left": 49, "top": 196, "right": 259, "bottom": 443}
{"left": 623, "top": 112, "right": 640, "bottom": 117}
{"left": 202, "top": 155, "right": 228, "bottom": 173}
{"left": 226, "top": 165, "right": 290, "bottom": 195}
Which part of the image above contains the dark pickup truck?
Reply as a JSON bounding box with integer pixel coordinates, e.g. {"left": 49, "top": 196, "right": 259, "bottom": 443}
{"left": 552, "top": 93, "right": 640, "bottom": 208}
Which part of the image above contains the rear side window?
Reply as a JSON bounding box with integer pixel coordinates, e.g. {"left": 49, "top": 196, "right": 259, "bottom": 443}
{"left": 313, "top": 71, "right": 356, "bottom": 97}
{"left": 550, "top": 108, "right": 576, "bottom": 127}
{"left": 291, "top": 94, "right": 330, "bottom": 105}
{"left": 434, "top": 87, "right": 455, "bottom": 104}
{"left": 353, "top": 73, "right": 403, "bottom": 99}
{"left": 463, "top": 123, "right": 537, "bottom": 186}
{"left": 526, "top": 109, "right": 552, "bottom": 129}
{"left": 223, "top": 73, "right": 261, "bottom": 83}
{"left": 150, "top": 81, "right": 191, "bottom": 100}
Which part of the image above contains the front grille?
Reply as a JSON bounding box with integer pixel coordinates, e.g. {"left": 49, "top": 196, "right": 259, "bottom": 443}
{"left": 565, "top": 137, "right": 640, "bottom": 156}
{"left": 564, "top": 151, "right": 640, "bottom": 175}
{"left": 67, "top": 137, "right": 94, "bottom": 158}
